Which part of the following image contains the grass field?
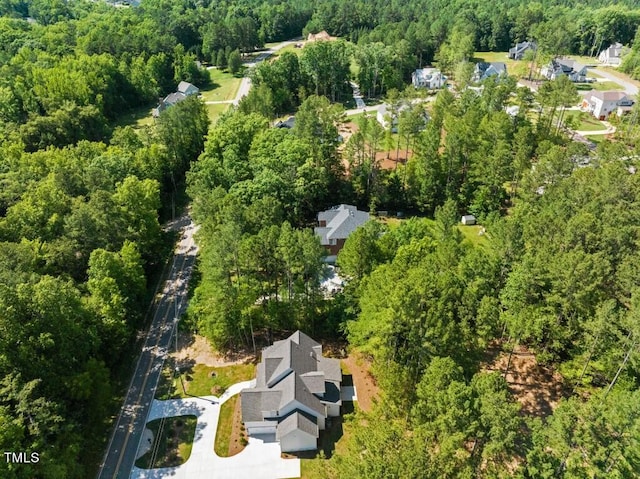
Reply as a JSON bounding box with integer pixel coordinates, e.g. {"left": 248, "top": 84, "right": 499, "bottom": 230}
{"left": 206, "top": 102, "right": 231, "bottom": 125}
{"left": 111, "top": 104, "right": 155, "bottom": 130}
{"left": 177, "top": 363, "right": 255, "bottom": 398}
{"left": 563, "top": 110, "right": 607, "bottom": 131}
{"left": 576, "top": 80, "right": 623, "bottom": 91}
{"left": 473, "top": 51, "right": 530, "bottom": 78}
{"left": 200, "top": 69, "right": 242, "bottom": 102}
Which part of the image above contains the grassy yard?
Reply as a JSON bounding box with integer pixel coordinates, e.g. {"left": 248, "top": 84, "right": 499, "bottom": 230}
{"left": 271, "top": 43, "right": 303, "bottom": 59}
{"left": 177, "top": 363, "right": 255, "bottom": 398}
{"left": 563, "top": 110, "right": 607, "bottom": 131}
{"left": 214, "top": 395, "right": 249, "bottom": 457}
{"left": 135, "top": 415, "right": 197, "bottom": 469}
{"left": 576, "top": 80, "right": 623, "bottom": 91}
{"left": 111, "top": 103, "right": 155, "bottom": 130}
{"left": 206, "top": 102, "right": 231, "bottom": 125}
{"left": 473, "top": 51, "right": 530, "bottom": 78}
{"left": 200, "top": 69, "right": 242, "bottom": 102}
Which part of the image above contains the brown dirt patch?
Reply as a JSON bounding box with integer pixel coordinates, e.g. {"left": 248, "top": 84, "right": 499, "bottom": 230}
{"left": 376, "top": 149, "right": 413, "bottom": 170}
{"left": 342, "top": 351, "right": 380, "bottom": 412}
{"left": 482, "top": 343, "right": 569, "bottom": 417}
{"left": 171, "top": 332, "right": 252, "bottom": 368}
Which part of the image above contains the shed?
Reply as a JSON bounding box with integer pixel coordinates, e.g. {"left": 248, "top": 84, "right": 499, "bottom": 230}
{"left": 461, "top": 215, "right": 476, "bottom": 225}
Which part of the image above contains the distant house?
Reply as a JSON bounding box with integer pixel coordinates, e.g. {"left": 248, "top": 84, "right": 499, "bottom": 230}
{"left": 307, "top": 30, "right": 335, "bottom": 43}
{"left": 508, "top": 41, "right": 537, "bottom": 60}
{"left": 541, "top": 59, "right": 587, "bottom": 82}
{"left": 241, "top": 331, "right": 343, "bottom": 453}
{"left": 472, "top": 62, "right": 507, "bottom": 82}
{"left": 581, "top": 90, "right": 634, "bottom": 120}
{"left": 376, "top": 102, "right": 429, "bottom": 132}
{"left": 152, "top": 81, "right": 199, "bottom": 117}
{"left": 412, "top": 67, "right": 447, "bottom": 89}
{"left": 598, "top": 43, "right": 624, "bottom": 66}
{"left": 274, "top": 116, "right": 296, "bottom": 129}
{"left": 314, "top": 204, "right": 370, "bottom": 257}
{"left": 461, "top": 215, "right": 476, "bottom": 225}
{"left": 177, "top": 81, "right": 199, "bottom": 96}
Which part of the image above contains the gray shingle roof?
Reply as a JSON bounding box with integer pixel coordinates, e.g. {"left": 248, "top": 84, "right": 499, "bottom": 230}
{"left": 276, "top": 411, "right": 318, "bottom": 439}
{"left": 314, "top": 205, "right": 370, "bottom": 245}
{"left": 242, "top": 330, "right": 343, "bottom": 447}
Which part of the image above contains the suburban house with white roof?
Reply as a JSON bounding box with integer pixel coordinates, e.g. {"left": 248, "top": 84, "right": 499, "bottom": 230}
{"left": 241, "top": 331, "right": 342, "bottom": 453}
{"left": 411, "top": 67, "right": 446, "bottom": 89}
{"left": 314, "top": 204, "right": 370, "bottom": 257}
{"left": 581, "top": 90, "right": 634, "bottom": 120}
{"left": 598, "top": 42, "right": 624, "bottom": 66}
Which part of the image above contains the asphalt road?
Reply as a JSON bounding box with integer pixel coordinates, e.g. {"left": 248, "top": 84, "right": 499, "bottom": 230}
{"left": 96, "top": 215, "right": 199, "bottom": 479}
{"left": 591, "top": 67, "right": 639, "bottom": 96}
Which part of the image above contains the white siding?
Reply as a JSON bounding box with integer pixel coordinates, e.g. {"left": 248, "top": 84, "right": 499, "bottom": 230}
{"left": 280, "top": 430, "right": 317, "bottom": 453}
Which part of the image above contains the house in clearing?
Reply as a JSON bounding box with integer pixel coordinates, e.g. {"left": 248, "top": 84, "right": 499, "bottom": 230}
{"left": 581, "top": 90, "right": 634, "bottom": 120}
{"left": 376, "top": 102, "right": 429, "bottom": 133}
{"left": 152, "top": 81, "right": 199, "bottom": 117}
{"left": 541, "top": 59, "right": 587, "bottom": 82}
{"left": 461, "top": 214, "right": 476, "bottom": 225}
{"left": 241, "top": 331, "right": 342, "bottom": 453}
{"left": 508, "top": 41, "right": 536, "bottom": 60}
{"left": 472, "top": 62, "right": 507, "bottom": 82}
{"left": 411, "top": 67, "right": 447, "bottom": 89}
{"left": 314, "top": 204, "right": 370, "bottom": 258}
{"left": 598, "top": 42, "right": 624, "bottom": 66}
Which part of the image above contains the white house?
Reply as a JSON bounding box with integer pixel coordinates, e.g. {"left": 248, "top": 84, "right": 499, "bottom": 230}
{"left": 541, "top": 59, "right": 587, "bottom": 82}
{"left": 508, "top": 41, "right": 536, "bottom": 60}
{"left": 581, "top": 90, "right": 634, "bottom": 120}
{"left": 598, "top": 43, "right": 624, "bottom": 66}
{"left": 472, "top": 62, "right": 507, "bottom": 82}
{"left": 376, "top": 102, "right": 429, "bottom": 133}
{"left": 412, "top": 67, "right": 447, "bottom": 89}
{"left": 241, "top": 331, "right": 343, "bottom": 453}
{"left": 461, "top": 215, "right": 476, "bottom": 225}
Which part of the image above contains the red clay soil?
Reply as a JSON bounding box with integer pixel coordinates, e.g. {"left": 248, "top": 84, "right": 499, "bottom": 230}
{"left": 341, "top": 352, "right": 380, "bottom": 412}
{"left": 376, "top": 149, "right": 413, "bottom": 170}
{"left": 482, "top": 343, "right": 569, "bottom": 417}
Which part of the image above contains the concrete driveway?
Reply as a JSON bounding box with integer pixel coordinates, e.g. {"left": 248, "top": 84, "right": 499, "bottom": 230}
{"left": 591, "top": 67, "right": 639, "bottom": 96}
{"left": 130, "top": 380, "right": 301, "bottom": 479}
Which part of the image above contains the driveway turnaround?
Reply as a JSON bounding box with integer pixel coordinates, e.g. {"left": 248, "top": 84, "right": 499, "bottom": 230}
{"left": 130, "top": 380, "right": 301, "bottom": 479}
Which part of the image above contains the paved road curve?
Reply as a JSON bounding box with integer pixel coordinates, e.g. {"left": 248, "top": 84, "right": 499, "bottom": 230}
{"left": 96, "top": 215, "right": 199, "bottom": 479}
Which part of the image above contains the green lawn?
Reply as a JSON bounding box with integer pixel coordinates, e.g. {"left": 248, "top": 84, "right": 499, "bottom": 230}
{"left": 585, "top": 134, "right": 607, "bottom": 144}
{"left": 214, "top": 395, "right": 241, "bottom": 457}
{"left": 200, "top": 69, "right": 242, "bottom": 102}
{"left": 177, "top": 363, "right": 255, "bottom": 398}
{"left": 111, "top": 104, "right": 155, "bottom": 130}
{"left": 206, "top": 102, "right": 231, "bottom": 125}
{"left": 271, "top": 43, "right": 303, "bottom": 59}
{"left": 597, "top": 66, "right": 640, "bottom": 87}
{"left": 135, "top": 415, "right": 197, "bottom": 469}
{"left": 563, "top": 110, "right": 607, "bottom": 131}
{"left": 576, "top": 80, "right": 623, "bottom": 91}
{"left": 472, "top": 51, "right": 529, "bottom": 78}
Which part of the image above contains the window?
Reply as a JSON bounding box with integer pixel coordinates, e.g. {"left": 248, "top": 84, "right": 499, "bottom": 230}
{"left": 329, "top": 239, "right": 336, "bottom": 245}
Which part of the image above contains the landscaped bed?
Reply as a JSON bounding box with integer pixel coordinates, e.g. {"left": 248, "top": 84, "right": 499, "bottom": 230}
{"left": 135, "top": 415, "right": 197, "bottom": 469}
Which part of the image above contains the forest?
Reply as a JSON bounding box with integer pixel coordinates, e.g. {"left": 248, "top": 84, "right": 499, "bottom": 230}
{"left": 1, "top": 0, "right": 640, "bottom": 477}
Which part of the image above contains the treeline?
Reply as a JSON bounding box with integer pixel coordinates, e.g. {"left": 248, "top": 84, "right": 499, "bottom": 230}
{"left": 186, "top": 97, "right": 350, "bottom": 349}
{"left": 321, "top": 154, "right": 640, "bottom": 477}
{"left": 0, "top": 94, "right": 208, "bottom": 478}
